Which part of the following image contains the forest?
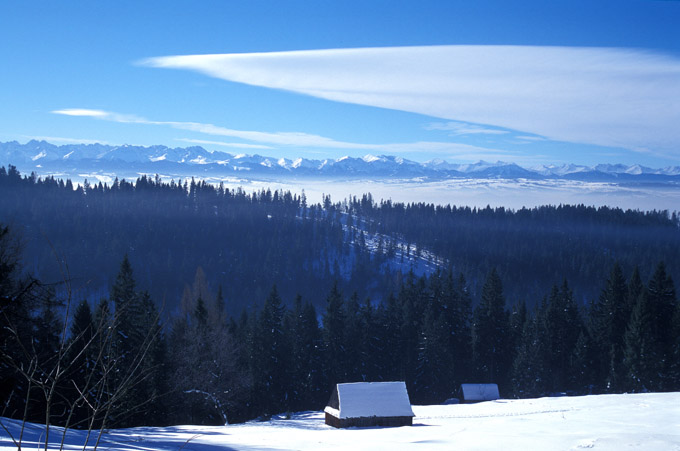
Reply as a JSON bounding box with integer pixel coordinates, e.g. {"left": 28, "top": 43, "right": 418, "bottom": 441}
{"left": 1, "top": 165, "right": 679, "bottom": 430}
{"left": 1, "top": 164, "right": 679, "bottom": 313}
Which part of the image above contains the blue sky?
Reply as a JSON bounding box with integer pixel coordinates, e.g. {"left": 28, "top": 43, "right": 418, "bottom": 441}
{"left": 1, "top": 0, "right": 679, "bottom": 167}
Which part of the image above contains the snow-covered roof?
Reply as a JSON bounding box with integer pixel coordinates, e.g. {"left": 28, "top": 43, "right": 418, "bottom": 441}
{"left": 324, "top": 382, "right": 414, "bottom": 419}
{"left": 460, "top": 383, "right": 500, "bottom": 401}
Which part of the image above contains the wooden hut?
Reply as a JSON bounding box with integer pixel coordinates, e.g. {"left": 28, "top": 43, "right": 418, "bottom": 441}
{"left": 459, "top": 383, "right": 500, "bottom": 403}
{"left": 324, "top": 381, "right": 415, "bottom": 428}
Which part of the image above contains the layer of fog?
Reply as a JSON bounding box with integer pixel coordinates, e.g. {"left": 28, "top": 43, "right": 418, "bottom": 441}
{"left": 196, "top": 177, "right": 680, "bottom": 212}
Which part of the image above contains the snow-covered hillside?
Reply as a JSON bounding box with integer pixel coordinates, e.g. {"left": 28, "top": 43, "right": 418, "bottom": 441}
{"left": 2, "top": 392, "right": 679, "bottom": 450}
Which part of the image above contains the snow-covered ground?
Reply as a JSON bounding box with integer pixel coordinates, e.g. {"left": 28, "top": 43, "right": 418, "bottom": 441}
{"left": 2, "top": 393, "right": 679, "bottom": 450}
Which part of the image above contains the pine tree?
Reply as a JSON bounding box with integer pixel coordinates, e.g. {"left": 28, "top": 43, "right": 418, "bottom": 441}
{"left": 107, "top": 257, "right": 166, "bottom": 427}
{"left": 323, "top": 282, "right": 346, "bottom": 386}
{"left": 570, "top": 329, "right": 595, "bottom": 394}
{"left": 509, "top": 300, "right": 527, "bottom": 367}
{"left": 671, "top": 303, "right": 680, "bottom": 390}
{"left": 288, "top": 295, "right": 324, "bottom": 411}
{"left": 511, "top": 309, "right": 548, "bottom": 397}
{"left": 252, "top": 285, "right": 288, "bottom": 416}
{"left": 623, "top": 292, "right": 658, "bottom": 391}
{"left": 111, "top": 255, "right": 136, "bottom": 313}
{"left": 343, "top": 292, "right": 363, "bottom": 381}
{"left": 414, "top": 306, "right": 453, "bottom": 404}
{"left": 627, "top": 267, "right": 644, "bottom": 316}
{"left": 66, "top": 300, "right": 95, "bottom": 427}
{"left": 398, "top": 271, "right": 426, "bottom": 389}
{"left": 29, "top": 289, "right": 64, "bottom": 424}
{"left": 168, "top": 282, "right": 246, "bottom": 425}
{"left": 472, "top": 268, "right": 510, "bottom": 391}
{"left": 358, "top": 297, "right": 380, "bottom": 382}
{"left": 375, "top": 293, "right": 401, "bottom": 381}
{"left": 449, "top": 273, "right": 473, "bottom": 387}
{"left": 135, "top": 291, "right": 166, "bottom": 425}
{"left": 541, "top": 281, "right": 582, "bottom": 392}
{"left": 590, "top": 263, "right": 628, "bottom": 392}
{"left": 644, "top": 262, "right": 677, "bottom": 390}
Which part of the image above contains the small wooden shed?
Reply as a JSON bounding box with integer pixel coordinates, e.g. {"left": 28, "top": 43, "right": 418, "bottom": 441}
{"left": 460, "top": 383, "right": 500, "bottom": 403}
{"left": 324, "top": 381, "right": 415, "bottom": 428}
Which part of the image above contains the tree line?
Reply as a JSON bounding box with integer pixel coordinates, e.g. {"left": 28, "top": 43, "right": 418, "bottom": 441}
{"left": 1, "top": 165, "right": 679, "bottom": 316}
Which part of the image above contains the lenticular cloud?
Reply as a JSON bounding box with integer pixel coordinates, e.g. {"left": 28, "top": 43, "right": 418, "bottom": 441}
{"left": 143, "top": 46, "right": 680, "bottom": 155}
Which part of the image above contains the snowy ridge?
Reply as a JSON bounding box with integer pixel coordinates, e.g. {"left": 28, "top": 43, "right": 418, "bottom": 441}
{"left": 3, "top": 141, "right": 680, "bottom": 182}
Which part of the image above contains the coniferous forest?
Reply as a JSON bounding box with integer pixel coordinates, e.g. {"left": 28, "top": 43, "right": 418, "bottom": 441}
{"left": 1, "top": 165, "right": 680, "bottom": 428}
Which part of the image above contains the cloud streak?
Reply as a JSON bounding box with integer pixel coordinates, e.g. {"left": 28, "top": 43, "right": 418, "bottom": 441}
{"left": 52, "top": 108, "right": 517, "bottom": 160}
{"left": 142, "top": 45, "right": 680, "bottom": 156}
{"left": 175, "top": 138, "right": 273, "bottom": 150}
{"left": 426, "top": 121, "right": 510, "bottom": 136}
{"left": 23, "top": 135, "right": 113, "bottom": 145}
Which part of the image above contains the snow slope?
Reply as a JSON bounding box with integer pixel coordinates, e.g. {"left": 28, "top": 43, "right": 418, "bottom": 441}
{"left": 1, "top": 393, "right": 679, "bottom": 450}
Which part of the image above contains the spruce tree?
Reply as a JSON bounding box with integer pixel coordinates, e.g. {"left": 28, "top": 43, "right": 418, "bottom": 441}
{"left": 398, "top": 271, "right": 426, "bottom": 389}
{"left": 358, "top": 297, "right": 380, "bottom": 382}
{"left": 252, "top": 285, "right": 288, "bottom": 416}
{"left": 29, "top": 290, "right": 64, "bottom": 424}
{"left": 623, "top": 293, "right": 657, "bottom": 391}
{"left": 627, "top": 267, "right": 644, "bottom": 316}
{"left": 66, "top": 300, "right": 95, "bottom": 427}
{"left": 644, "top": 262, "right": 677, "bottom": 390}
{"left": 343, "top": 292, "right": 363, "bottom": 382}
{"left": 671, "top": 303, "right": 680, "bottom": 390}
{"left": 414, "top": 306, "right": 453, "bottom": 404}
{"left": 323, "top": 282, "right": 346, "bottom": 386}
{"left": 541, "top": 281, "right": 581, "bottom": 392}
{"left": 135, "top": 291, "right": 166, "bottom": 425}
{"left": 590, "top": 263, "right": 628, "bottom": 392}
{"left": 472, "top": 268, "right": 510, "bottom": 392}
{"left": 288, "top": 295, "right": 324, "bottom": 410}
{"left": 511, "top": 310, "right": 548, "bottom": 397}
{"left": 509, "top": 300, "right": 527, "bottom": 367}
{"left": 108, "top": 257, "right": 166, "bottom": 427}
{"left": 450, "top": 273, "right": 473, "bottom": 387}
{"left": 570, "top": 329, "right": 595, "bottom": 394}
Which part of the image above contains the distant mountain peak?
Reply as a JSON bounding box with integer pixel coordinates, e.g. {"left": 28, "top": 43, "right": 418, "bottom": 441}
{"left": 1, "top": 140, "right": 679, "bottom": 183}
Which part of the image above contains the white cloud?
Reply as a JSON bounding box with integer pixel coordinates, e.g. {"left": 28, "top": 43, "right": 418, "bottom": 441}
{"left": 52, "top": 108, "right": 515, "bottom": 158}
{"left": 52, "top": 109, "right": 147, "bottom": 124}
{"left": 142, "top": 46, "right": 680, "bottom": 156}
{"left": 52, "top": 108, "right": 362, "bottom": 148}
{"left": 52, "top": 109, "right": 110, "bottom": 118}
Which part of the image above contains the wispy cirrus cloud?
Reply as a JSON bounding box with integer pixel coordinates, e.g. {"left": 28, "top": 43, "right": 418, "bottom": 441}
{"left": 142, "top": 45, "right": 680, "bottom": 157}
{"left": 515, "top": 135, "right": 546, "bottom": 142}
{"left": 426, "top": 121, "right": 510, "bottom": 136}
{"left": 23, "top": 134, "right": 113, "bottom": 145}
{"left": 175, "top": 138, "right": 272, "bottom": 150}
{"left": 52, "top": 108, "right": 519, "bottom": 160}
{"left": 53, "top": 108, "right": 364, "bottom": 148}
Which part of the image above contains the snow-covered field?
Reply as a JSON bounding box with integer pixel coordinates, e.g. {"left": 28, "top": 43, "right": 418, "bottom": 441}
{"left": 2, "top": 393, "right": 679, "bottom": 450}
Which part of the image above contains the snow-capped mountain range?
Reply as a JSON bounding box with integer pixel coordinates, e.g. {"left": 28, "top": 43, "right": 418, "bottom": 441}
{"left": 2, "top": 140, "right": 680, "bottom": 182}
